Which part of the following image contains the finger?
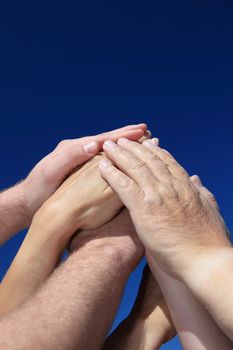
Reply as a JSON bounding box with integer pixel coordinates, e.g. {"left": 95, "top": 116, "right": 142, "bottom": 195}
{"left": 138, "top": 130, "right": 152, "bottom": 143}
{"left": 85, "top": 128, "right": 146, "bottom": 147}
{"left": 117, "top": 138, "right": 172, "bottom": 184}
{"left": 103, "top": 140, "right": 158, "bottom": 192}
{"left": 190, "top": 175, "right": 219, "bottom": 210}
{"left": 99, "top": 159, "right": 143, "bottom": 210}
{"left": 105, "top": 123, "right": 148, "bottom": 134}
{"left": 142, "top": 140, "right": 190, "bottom": 180}
{"left": 48, "top": 141, "right": 100, "bottom": 181}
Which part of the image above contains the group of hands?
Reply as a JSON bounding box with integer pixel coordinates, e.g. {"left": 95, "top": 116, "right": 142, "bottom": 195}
{"left": 0, "top": 123, "right": 232, "bottom": 349}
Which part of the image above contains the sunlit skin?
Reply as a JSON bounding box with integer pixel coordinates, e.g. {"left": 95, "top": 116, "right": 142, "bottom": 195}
{"left": 99, "top": 137, "right": 233, "bottom": 342}
{"left": 0, "top": 124, "right": 148, "bottom": 246}
{"left": 0, "top": 125, "right": 148, "bottom": 314}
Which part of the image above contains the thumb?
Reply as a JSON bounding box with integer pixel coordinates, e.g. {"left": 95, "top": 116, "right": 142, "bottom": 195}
{"left": 48, "top": 141, "right": 99, "bottom": 182}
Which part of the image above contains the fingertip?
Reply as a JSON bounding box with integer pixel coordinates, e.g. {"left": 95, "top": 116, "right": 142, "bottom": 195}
{"left": 83, "top": 140, "right": 99, "bottom": 155}
{"left": 99, "top": 158, "right": 112, "bottom": 170}
{"left": 190, "top": 175, "right": 203, "bottom": 187}
{"left": 152, "top": 138, "right": 159, "bottom": 146}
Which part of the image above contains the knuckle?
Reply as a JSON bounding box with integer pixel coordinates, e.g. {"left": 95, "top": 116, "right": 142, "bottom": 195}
{"left": 147, "top": 153, "right": 160, "bottom": 163}
{"left": 129, "top": 159, "right": 146, "bottom": 172}
{"left": 118, "top": 173, "right": 132, "bottom": 189}
{"left": 57, "top": 139, "right": 71, "bottom": 148}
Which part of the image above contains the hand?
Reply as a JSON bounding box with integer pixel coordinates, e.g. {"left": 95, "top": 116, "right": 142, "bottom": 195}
{"left": 70, "top": 209, "right": 144, "bottom": 270}
{"left": 99, "top": 138, "right": 231, "bottom": 279}
{"left": 20, "top": 124, "right": 147, "bottom": 226}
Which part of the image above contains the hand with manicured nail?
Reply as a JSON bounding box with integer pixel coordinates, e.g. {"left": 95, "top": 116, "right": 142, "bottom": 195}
{"left": 99, "top": 138, "right": 231, "bottom": 279}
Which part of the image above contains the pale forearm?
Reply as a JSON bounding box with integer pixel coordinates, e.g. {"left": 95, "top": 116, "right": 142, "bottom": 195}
{"left": 150, "top": 259, "right": 233, "bottom": 350}
{"left": 182, "top": 246, "right": 233, "bottom": 342}
{"left": 0, "top": 238, "right": 135, "bottom": 350}
{"left": 0, "top": 182, "right": 29, "bottom": 245}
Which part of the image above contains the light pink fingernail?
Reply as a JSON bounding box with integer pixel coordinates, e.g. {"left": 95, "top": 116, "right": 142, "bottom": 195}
{"left": 152, "top": 138, "right": 159, "bottom": 146}
{"left": 99, "top": 159, "right": 111, "bottom": 168}
{"left": 118, "top": 137, "right": 129, "bottom": 144}
{"left": 104, "top": 140, "right": 117, "bottom": 149}
{"left": 143, "top": 139, "right": 154, "bottom": 147}
{"left": 83, "top": 141, "right": 98, "bottom": 154}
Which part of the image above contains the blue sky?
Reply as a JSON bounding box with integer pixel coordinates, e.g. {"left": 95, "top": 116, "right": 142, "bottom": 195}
{"left": 0, "top": 1, "right": 233, "bottom": 348}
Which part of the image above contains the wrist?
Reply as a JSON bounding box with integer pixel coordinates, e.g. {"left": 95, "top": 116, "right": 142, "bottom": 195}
{"left": 181, "top": 246, "right": 233, "bottom": 294}
{"left": 0, "top": 182, "right": 31, "bottom": 237}
{"left": 29, "top": 201, "right": 84, "bottom": 256}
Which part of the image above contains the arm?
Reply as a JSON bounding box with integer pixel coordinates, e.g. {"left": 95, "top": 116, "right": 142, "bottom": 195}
{"left": 99, "top": 137, "right": 233, "bottom": 342}
{"left": 149, "top": 258, "right": 233, "bottom": 350}
{"left": 0, "top": 152, "right": 123, "bottom": 315}
{"left": 103, "top": 265, "right": 175, "bottom": 350}
{"left": 0, "top": 124, "right": 147, "bottom": 245}
{"left": 0, "top": 131, "right": 151, "bottom": 315}
{"left": 0, "top": 210, "right": 143, "bottom": 350}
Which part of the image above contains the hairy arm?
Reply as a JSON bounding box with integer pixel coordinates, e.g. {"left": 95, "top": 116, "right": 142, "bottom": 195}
{"left": 0, "top": 130, "right": 149, "bottom": 315}
{"left": 0, "top": 152, "right": 123, "bottom": 315}
{"left": 0, "top": 210, "right": 143, "bottom": 350}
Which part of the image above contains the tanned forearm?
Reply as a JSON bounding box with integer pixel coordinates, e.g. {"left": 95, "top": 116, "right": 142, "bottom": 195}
{"left": 0, "top": 238, "right": 137, "bottom": 350}
{"left": 103, "top": 314, "right": 168, "bottom": 350}
{"left": 149, "top": 258, "right": 233, "bottom": 349}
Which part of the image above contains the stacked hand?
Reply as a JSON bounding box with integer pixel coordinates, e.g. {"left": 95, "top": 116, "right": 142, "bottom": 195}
{"left": 99, "top": 138, "right": 231, "bottom": 279}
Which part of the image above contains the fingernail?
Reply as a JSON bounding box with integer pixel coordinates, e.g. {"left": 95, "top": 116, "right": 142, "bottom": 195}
{"left": 118, "top": 137, "right": 129, "bottom": 144}
{"left": 152, "top": 138, "right": 159, "bottom": 146}
{"left": 99, "top": 159, "right": 111, "bottom": 168}
{"left": 145, "top": 130, "right": 152, "bottom": 138}
{"left": 194, "top": 175, "right": 203, "bottom": 186}
{"left": 83, "top": 141, "right": 98, "bottom": 154}
{"left": 143, "top": 139, "right": 154, "bottom": 148}
{"left": 104, "top": 140, "right": 117, "bottom": 149}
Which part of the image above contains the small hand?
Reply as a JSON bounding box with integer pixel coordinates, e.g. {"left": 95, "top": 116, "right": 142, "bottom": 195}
{"left": 20, "top": 124, "right": 147, "bottom": 226}
{"left": 99, "top": 138, "right": 230, "bottom": 278}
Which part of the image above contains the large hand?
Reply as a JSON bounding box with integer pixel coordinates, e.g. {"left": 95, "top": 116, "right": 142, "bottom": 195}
{"left": 99, "top": 138, "right": 231, "bottom": 279}
{"left": 20, "top": 124, "right": 147, "bottom": 226}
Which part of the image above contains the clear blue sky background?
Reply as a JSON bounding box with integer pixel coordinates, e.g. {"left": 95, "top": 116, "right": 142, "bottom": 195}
{"left": 0, "top": 1, "right": 233, "bottom": 348}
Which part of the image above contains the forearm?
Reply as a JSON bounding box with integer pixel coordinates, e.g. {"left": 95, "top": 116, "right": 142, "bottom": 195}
{"left": 149, "top": 258, "right": 233, "bottom": 349}
{"left": 0, "top": 182, "right": 29, "bottom": 245}
{"left": 0, "top": 238, "right": 136, "bottom": 350}
{"left": 103, "top": 314, "right": 168, "bottom": 350}
{"left": 0, "top": 229, "right": 61, "bottom": 315}
{"left": 181, "top": 246, "right": 233, "bottom": 342}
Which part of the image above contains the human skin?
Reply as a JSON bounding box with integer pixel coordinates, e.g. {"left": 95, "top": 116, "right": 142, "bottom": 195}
{"left": 0, "top": 123, "right": 147, "bottom": 246}
{"left": 103, "top": 265, "right": 176, "bottom": 350}
{"left": 0, "top": 210, "right": 145, "bottom": 350}
{"left": 99, "top": 137, "right": 233, "bottom": 341}
{"left": 145, "top": 173, "right": 233, "bottom": 350}
{"left": 0, "top": 132, "right": 151, "bottom": 315}
{"left": 0, "top": 153, "right": 122, "bottom": 315}
{"left": 104, "top": 173, "right": 232, "bottom": 350}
